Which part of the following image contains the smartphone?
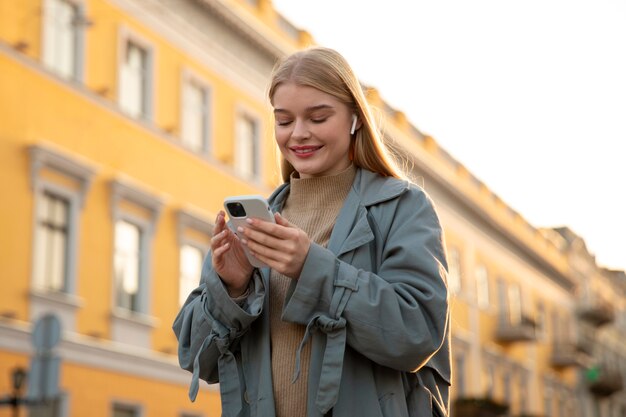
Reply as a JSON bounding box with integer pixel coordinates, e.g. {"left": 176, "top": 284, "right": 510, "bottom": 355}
{"left": 223, "top": 195, "right": 276, "bottom": 268}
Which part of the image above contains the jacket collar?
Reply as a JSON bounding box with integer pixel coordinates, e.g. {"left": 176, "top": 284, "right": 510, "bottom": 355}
{"left": 268, "top": 168, "right": 410, "bottom": 258}
{"left": 268, "top": 168, "right": 409, "bottom": 209}
{"left": 353, "top": 168, "right": 410, "bottom": 207}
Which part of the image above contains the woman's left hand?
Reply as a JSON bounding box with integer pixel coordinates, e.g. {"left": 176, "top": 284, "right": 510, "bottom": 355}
{"left": 238, "top": 212, "right": 310, "bottom": 279}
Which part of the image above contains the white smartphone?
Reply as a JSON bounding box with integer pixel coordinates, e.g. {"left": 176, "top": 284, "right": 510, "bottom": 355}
{"left": 223, "top": 195, "right": 276, "bottom": 268}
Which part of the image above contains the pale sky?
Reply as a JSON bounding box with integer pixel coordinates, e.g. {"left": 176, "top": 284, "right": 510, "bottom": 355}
{"left": 272, "top": 0, "right": 626, "bottom": 272}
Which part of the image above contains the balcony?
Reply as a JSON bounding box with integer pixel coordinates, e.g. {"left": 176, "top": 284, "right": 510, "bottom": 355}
{"left": 550, "top": 342, "right": 592, "bottom": 368}
{"left": 550, "top": 327, "right": 594, "bottom": 368}
{"left": 578, "top": 298, "right": 615, "bottom": 327}
{"left": 495, "top": 314, "right": 537, "bottom": 343}
{"left": 453, "top": 397, "right": 509, "bottom": 417}
{"left": 586, "top": 364, "right": 624, "bottom": 397}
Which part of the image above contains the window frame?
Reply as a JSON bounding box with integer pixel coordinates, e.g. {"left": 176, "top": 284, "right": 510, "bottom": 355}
{"left": 34, "top": 190, "right": 71, "bottom": 293}
{"left": 177, "top": 209, "right": 212, "bottom": 307}
{"left": 234, "top": 106, "right": 262, "bottom": 180}
{"left": 180, "top": 68, "right": 212, "bottom": 155}
{"left": 114, "top": 219, "right": 144, "bottom": 312}
{"left": 41, "top": 0, "right": 87, "bottom": 81}
{"left": 110, "top": 179, "right": 162, "bottom": 347}
{"left": 117, "top": 26, "right": 155, "bottom": 121}
{"left": 475, "top": 264, "right": 490, "bottom": 310}
{"left": 28, "top": 144, "right": 94, "bottom": 332}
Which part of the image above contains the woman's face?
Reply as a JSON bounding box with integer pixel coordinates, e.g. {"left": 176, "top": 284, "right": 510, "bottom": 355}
{"left": 272, "top": 82, "right": 354, "bottom": 179}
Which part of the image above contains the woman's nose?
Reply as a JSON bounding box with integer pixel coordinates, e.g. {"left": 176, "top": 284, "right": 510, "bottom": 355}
{"left": 291, "top": 119, "right": 310, "bottom": 139}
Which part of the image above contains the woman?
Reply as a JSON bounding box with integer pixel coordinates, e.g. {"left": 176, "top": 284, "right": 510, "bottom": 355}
{"left": 173, "top": 47, "right": 450, "bottom": 417}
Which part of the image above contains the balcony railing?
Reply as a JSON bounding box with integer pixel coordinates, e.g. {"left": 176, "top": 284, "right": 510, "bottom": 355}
{"left": 550, "top": 342, "right": 592, "bottom": 368}
{"left": 495, "top": 314, "right": 537, "bottom": 343}
{"left": 578, "top": 299, "right": 615, "bottom": 327}
{"left": 550, "top": 326, "right": 594, "bottom": 368}
{"left": 586, "top": 364, "right": 624, "bottom": 397}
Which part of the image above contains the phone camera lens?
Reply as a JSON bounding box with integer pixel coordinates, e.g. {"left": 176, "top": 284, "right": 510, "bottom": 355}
{"left": 226, "top": 202, "right": 247, "bottom": 217}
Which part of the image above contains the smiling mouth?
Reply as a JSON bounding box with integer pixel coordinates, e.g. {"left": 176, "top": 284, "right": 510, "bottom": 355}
{"left": 291, "top": 146, "right": 323, "bottom": 155}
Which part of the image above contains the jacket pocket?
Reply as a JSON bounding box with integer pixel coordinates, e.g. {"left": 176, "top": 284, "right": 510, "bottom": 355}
{"left": 403, "top": 372, "right": 449, "bottom": 417}
{"left": 378, "top": 392, "right": 409, "bottom": 417}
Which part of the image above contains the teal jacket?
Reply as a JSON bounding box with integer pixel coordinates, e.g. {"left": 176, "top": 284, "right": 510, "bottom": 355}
{"left": 173, "top": 168, "right": 451, "bottom": 417}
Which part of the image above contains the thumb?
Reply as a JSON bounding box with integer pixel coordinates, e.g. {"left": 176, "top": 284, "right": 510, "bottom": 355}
{"left": 274, "top": 212, "right": 293, "bottom": 227}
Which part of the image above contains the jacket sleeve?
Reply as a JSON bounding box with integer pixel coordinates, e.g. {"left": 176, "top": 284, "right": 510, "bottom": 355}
{"left": 172, "top": 253, "right": 265, "bottom": 391}
{"left": 281, "top": 186, "right": 449, "bottom": 373}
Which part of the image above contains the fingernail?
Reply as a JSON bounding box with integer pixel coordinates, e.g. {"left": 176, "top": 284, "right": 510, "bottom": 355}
{"left": 246, "top": 218, "right": 253, "bottom": 224}
{"left": 237, "top": 226, "right": 244, "bottom": 233}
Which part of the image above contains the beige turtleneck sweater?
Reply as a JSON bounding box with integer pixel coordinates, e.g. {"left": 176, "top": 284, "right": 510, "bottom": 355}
{"left": 269, "top": 164, "right": 356, "bottom": 417}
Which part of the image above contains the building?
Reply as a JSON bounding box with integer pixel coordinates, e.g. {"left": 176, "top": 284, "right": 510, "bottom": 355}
{"left": 0, "top": 0, "right": 624, "bottom": 416}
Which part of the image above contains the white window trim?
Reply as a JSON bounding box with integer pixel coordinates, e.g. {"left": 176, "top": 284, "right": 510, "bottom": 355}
{"left": 117, "top": 26, "right": 155, "bottom": 121}
{"left": 452, "top": 337, "right": 470, "bottom": 397}
{"left": 177, "top": 209, "right": 212, "bottom": 306}
{"left": 234, "top": 104, "right": 263, "bottom": 182}
{"left": 177, "top": 208, "right": 213, "bottom": 249}
{"left": 180, "top": 68, "right": 213, "bottom": 155}
{"left": 110, "top": 179, "right": 162, "bottom": 347}
{"left": 28, "top": 144, "right": 94, "bottom": 332}
{"left": 475, "top": 264, "right": 491, "bottom": 310}
{"left": 41, "top": 0, "right": 88, "bottom": 82}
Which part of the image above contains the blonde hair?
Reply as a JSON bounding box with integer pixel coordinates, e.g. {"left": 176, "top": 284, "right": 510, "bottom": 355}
{"left": 268, "top": 47, "right": 406, "bottom": 182}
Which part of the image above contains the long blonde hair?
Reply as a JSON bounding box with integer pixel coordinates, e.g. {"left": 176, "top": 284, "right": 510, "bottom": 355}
{"left": 268, "top": 47, "right": 406, "bottom": 182}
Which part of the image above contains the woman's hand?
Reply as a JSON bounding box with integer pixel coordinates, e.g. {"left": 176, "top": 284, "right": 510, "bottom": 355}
{"left": 211, "top": 210, "right": 254, "bottom": 297}
{"left": 238, "top": 212, "right": 310, "bottom": 279}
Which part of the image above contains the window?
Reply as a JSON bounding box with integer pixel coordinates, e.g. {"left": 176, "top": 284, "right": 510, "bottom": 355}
{"left": 497, "top": 278, "right": 507, "bottom": 321}
{"left": 544, "top": 384, "right": 553, "bottom": 417}
{"left": 453, "top": 353, "right": 466, "bottom": 396}
{"left": 235, "top": 113, "right": 259, "bottom": 178}
{"left": 508, "top": 283, "right": 522, "bottom": 324}
{"left": 34, "top": 192, "right": 69, "bottom": 292}
{"left": 447, "top": 247, "right": 462, "bottom": 294}
{"left": 179, "top": 245, "right": 203, "bottom": 307}
{"left": 42, "top": 0, "right": 85, "bottom": 80}
{"left": 119, "top": 35, "right": 152, "bottom": 119}
{"left": 177, "top": 209, "right": 212, "bottom": 307}
{"left": 476, "top": 265, "right": 490, "bottom": 309}
{"left": 114, "top": 220, "right": 141, "bottom": 311}
{"left": 110, "top": 179, "right": 162, "bottom": 347}
{"left": 181, "top": 76, "right": 210, "bottom": 153}
{"left": 483, "top": 363, "right": 495, "bottom": 397}
{"left": 536, "top": 302, "right": 546, "bottom": 340}
{"left": 518, "top": 371, "right": 529, "bottom": 414}
{"left": 502, "top": 371, "right": 511, "bottom": 403}
{"left": 112, "top": 403, "right": 139, "bottom": 417}
{"left": 29, "top": 144, "right": 94, "bottom": 332}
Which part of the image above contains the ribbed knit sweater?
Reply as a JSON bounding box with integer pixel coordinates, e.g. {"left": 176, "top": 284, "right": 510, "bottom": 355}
{"left": 269, "top": 164, "right": 356, "bottom": 417}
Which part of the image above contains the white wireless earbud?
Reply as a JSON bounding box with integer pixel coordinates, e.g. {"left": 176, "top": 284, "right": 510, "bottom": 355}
{"left": 350, "top": 114, "right": 358, "bottom": 135}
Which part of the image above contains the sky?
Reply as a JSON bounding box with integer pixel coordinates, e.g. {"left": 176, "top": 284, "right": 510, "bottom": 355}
{"left": 272, "top": 0, "right": 626, "bottom": 272}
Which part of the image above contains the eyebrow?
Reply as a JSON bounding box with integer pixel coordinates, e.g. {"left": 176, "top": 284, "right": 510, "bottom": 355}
{"left": 273, "top": 104, "right": 335, "bottom": 114}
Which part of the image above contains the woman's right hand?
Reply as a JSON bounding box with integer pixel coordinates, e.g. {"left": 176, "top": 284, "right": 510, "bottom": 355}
{"left": 211, "top": 210, "right": 254, "bottom": 297}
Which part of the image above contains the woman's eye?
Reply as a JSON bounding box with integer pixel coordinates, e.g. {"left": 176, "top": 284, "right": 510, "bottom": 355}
{"left": 311, "top": 118, "right": 327, "bottom": 124}
{"left": 276, "top": 120, "right": 292, "bottom": 126}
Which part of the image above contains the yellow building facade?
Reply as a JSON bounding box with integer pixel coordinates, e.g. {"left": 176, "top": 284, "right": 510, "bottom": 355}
{"left": 0, "top": 0, "right": 624, "bottom": 417}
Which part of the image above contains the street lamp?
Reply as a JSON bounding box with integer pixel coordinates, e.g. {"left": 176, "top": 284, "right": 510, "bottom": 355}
{"left": 10, "top": 367, "right": 27, "bottom": 417}
{"left": 11, "top": 367, "right": 26, "bottom": 393}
